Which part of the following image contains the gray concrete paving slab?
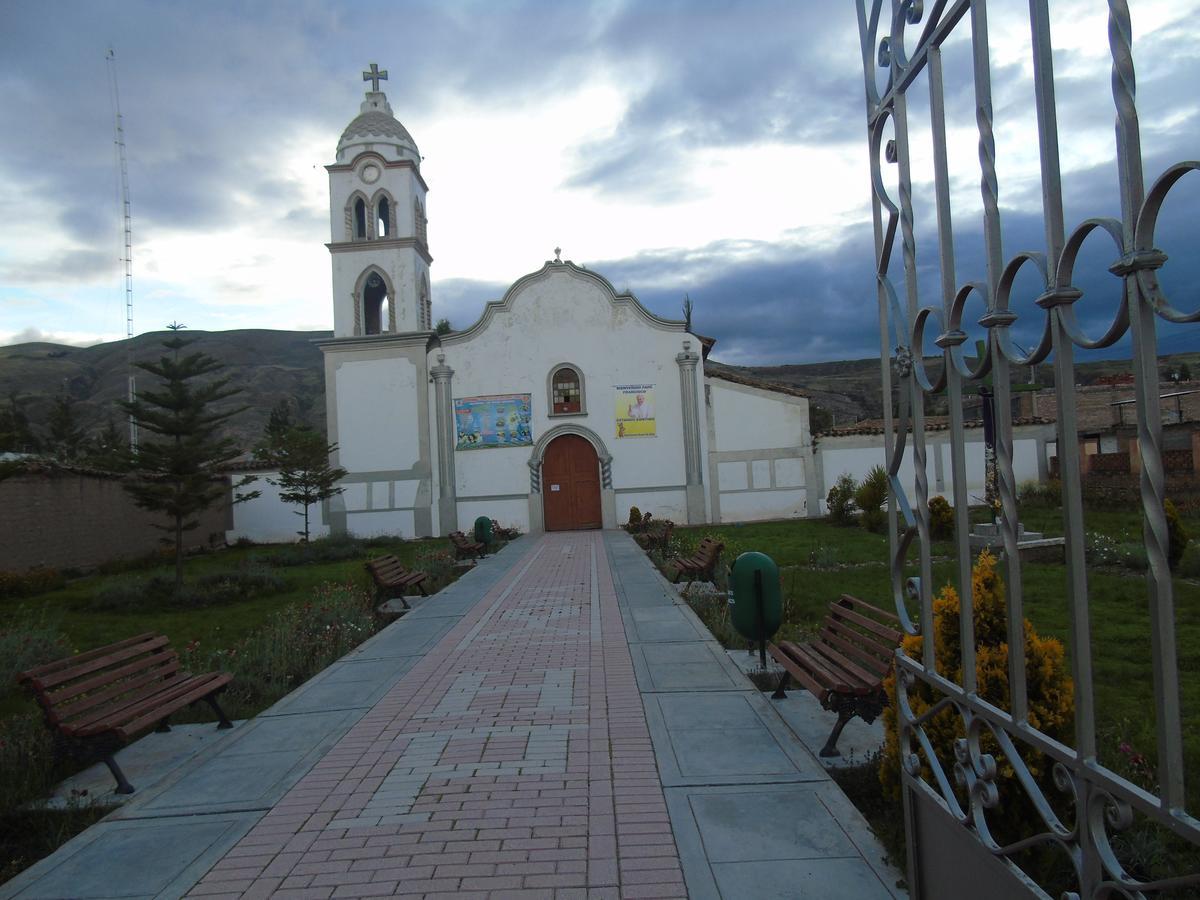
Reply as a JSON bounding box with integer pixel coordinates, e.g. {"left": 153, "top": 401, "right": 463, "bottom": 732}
{"left": 338, "top": 611, "right": 456, "bottom": 659}
{"left": 712, "top": 857, "right": 899, "bottom": 899}
{"left": 4, "top": 811, "right": 259, "bottom": 900}
{"left": 42, "top": 722, "right": 246, "bottom": 809}
{"left": 261, "top": 654, "right": 422, "bottom": 715}
{"left": 629, "top": 638, "right": 748, "bottom": 692}
{"left": 624, "top": 603, "right": 713, "bottom": 642}
{"left": 643, "top": 690, "right": 826, "bottom": 786}
{"left": 116, "top": 707, "right": 362, "bottom": 818}
{"left": 666, "top": 783, "right": 903, "bottom": 900}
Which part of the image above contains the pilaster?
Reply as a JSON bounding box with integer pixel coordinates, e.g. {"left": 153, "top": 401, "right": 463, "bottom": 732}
{"left": 431, "top": 353, "right": 457, "bottom": 535}
{"left": 676, "top": 340, "right": 706, "bottom": 524}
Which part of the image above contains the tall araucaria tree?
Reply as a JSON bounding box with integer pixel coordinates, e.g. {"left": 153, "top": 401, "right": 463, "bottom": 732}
{"left": 120, "top": 334, "right": 250, "bottom": 592}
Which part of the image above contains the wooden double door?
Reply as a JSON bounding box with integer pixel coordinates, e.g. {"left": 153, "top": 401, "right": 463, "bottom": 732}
{"left": 542, "top": 434, "right": 602, "bottom": 531}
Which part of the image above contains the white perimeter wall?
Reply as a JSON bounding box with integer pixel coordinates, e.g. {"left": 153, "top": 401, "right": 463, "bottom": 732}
{"left": 226, "top": 470, "right": 332, "bottom": 544}
{"left": 706, "top": 377, "right": 811, "bottom": 522}
{"left": 814, "top": 425, "right": 1052, "bottom": 514}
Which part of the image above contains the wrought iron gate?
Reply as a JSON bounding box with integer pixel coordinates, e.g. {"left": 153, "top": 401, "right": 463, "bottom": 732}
{"left": 855, "top": 1, "right": 1199, "bottom": 896}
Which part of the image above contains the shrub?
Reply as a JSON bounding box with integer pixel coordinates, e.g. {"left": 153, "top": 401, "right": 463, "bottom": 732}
{"left": 0, "top": 568, "right": 66, "bottom": 600}
{"left": 880, "top": 550, "right": 1074, "bottom": 847}
{"left": 627, "top": 506, "right": 642, "bottom": 529}
{"left": 413, "top": 547, "right": 457, "bottom": 591}
{"left": 1165, "top": 499, "right": 1189, "bottom": 571}
{"left": 1018, "top": 479, "right": 1062, "bottom": 508}
{"left": 183, "top": 581, "right": 378, "bottom": 715}
{"left": 90, "top": 565, "right": 286, "bottom": 611}
{"left": 1175, "top": 543, "right": 1200, "bottom": 579}
{"left": 928, "top": 495, "right": 953, "bottom": 540}
{"left": 264, "top": 534, "right": 365, "bottom": 567}
{"left": 826, "top": 473, "right": 858, "bottom": 526}
{"left": 855, "top": 465, "right": 889, "bottom": 533}
{"left": 807, "top": 544, "right": 840, "bottom": 569}
{"left": 1084, "top": 532, "right": 1149, "bottom": 572}
{"left": 0, "top": 609, "right": 71, "bottom": 686}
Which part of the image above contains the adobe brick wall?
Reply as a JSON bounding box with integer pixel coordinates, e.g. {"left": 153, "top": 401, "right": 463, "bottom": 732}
{"left": 1019, "top": 381, "right": 1200, "bottom": 430}
{"left": 0, "top": 471, "right": 232, "bottom": 572}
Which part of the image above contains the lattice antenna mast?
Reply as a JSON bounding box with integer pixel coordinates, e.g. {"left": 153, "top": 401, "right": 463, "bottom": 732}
{"left": 106, "top": 47, "right": 137, "bottom": 452}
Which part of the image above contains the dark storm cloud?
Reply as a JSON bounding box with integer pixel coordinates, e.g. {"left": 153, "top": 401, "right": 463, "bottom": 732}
{"left": 2, "top": 249, "right": 116, "bottom": 285}
{"left": 430, "top": 277, "right": 511, "bottom": 332}
{"left": 565, "top": 2, "right": 865, "bottom": 196}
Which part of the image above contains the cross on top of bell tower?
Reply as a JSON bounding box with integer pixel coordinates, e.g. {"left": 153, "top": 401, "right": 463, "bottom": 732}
{"left": 362, "top": 63, "right": 388, "bottom": 92}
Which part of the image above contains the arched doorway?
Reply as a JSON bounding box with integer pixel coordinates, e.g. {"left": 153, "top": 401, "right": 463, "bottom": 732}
{"left": 542, "top": 434, "right": 602, "bottom": 531}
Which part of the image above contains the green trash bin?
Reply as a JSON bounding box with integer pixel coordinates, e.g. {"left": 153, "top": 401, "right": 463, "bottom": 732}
{"left": 728, "top": 551, "right": 781, "bottom": 668}
{"left": 474, "top": 516, "right": 493, "bottom": 549}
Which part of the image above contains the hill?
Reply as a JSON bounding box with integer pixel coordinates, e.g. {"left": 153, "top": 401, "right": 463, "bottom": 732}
{"left": 0, "top": 329, "right": 329, "bottom": 455}
{"left": 2, "top": 330, "right": 1198, "bottom": 454}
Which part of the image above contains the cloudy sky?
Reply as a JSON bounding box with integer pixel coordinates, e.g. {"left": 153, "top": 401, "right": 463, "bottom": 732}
{"left": 0, "top": 0, "right": 1197, "bottom": 365}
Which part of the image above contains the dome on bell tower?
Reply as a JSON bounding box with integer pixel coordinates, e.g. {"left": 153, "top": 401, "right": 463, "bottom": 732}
{"left": 335, "top": 64, "right": 420, "bottom": 165}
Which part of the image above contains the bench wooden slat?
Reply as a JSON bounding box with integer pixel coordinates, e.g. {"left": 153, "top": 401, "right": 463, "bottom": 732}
{"left": 18, "top": 632, "right": 158, "bottom": 682}
{"left": 46, "top": 649, "right": 179, "bottom": 708}
{"left": 24, "top": 635, "right": 171, "bottom": 692}
{"left": 65, "top": 673, "right": 194, "bottom": 734}
{"left": 52, "top": 660, "right": 183, "bottom": 724}
{"left": 838, "top": 593, "right": 901, "bottom": 624}
{"left": 819, "top": 619, "right": 894, "bottom": 678}
{"left": 829, "top": 601, "right": 903, "bottom": 645}
{"left": 769, "top": 642, "right": 833, "bottom": 700}
{"left": 787, "top": 641, "right": 871, "bottom": 695}
{"left": 64, "top": 671, "right": 230, "bottom": 737}
{"left": 806, "top": 639, "right": 881, "bottom": 691}
{"left": 112, "top": 673, "right": 234, "bottom": 742}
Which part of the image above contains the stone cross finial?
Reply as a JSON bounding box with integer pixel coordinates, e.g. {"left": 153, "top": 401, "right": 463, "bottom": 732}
{"left": 554, "top": 246, "right": 562, "bottom": 262}
{"left": 363, "top": 63, "right": 388, "bottom": 92}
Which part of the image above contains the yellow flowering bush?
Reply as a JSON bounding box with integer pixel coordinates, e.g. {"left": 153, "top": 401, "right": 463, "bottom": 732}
{"left": 880, "top": 550, "right": 1074, "bottom": 842}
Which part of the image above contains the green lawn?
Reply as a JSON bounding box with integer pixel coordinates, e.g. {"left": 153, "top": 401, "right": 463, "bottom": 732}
{"left": 0, "top": 537, "right": 443, "bottom": 662}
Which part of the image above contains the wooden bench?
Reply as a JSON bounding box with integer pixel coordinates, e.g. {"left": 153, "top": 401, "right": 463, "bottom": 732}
{"left": 17, "top": 633, "right": 233, "bottom": 794}
{"left": 769, "top": 594, "right": 902, "bottom": 757}
{"left": 449, "top": 530, "right": 485, "bottom": 559}
{"left": 365, "top": 555, "right": 429, "bottom": 609}
{"left": 666, "top": 537, "right": 724, "bottom": 584}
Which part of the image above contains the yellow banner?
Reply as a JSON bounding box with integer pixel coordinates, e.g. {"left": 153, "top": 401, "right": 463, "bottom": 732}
{"left": 615, "top": 384, "right": 655, "bottom": 438}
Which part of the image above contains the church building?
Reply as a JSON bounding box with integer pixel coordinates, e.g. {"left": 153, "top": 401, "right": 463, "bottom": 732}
{"left": 313, "top": 67, "right": 817, "bottom": 538}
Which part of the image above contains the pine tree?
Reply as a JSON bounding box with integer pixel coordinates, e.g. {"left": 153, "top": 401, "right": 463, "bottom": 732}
{"left": 255, "top": 426, "right": 346, "bottom": 541}
{"left": 0, "top": 393, "right": 39, "bottom": 454}
{"left": 47, "top": 393, "right": 86, "bottom": 461}
{"left": 263, "top": 398, "right": 295, "bottom": 445}
{"left": 82, "top": 419, "right": 131, "bottom": 472}
{"left": 120, "top": 335, "right": 248, "bottom": 592}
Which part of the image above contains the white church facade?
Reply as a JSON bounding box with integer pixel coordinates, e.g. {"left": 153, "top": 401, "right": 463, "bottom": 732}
{"left": 232, "top": 69, "right": 818, "bottom": 542}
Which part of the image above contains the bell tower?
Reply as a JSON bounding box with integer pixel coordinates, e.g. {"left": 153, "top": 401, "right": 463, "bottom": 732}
{"left": 326, "top": 64, "right": 432, "bottom": 337}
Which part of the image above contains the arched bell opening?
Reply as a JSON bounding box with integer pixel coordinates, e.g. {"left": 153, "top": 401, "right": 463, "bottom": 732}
{"left": 363, "top": 271, "right": 391, "bottom": 335}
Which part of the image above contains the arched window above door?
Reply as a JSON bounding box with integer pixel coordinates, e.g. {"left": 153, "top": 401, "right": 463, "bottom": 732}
{"left": 548, "top": 364, "right": 586, "bottom": 416}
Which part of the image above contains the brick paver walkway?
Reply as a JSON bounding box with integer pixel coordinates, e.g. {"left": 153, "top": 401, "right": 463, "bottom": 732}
{"left": 188, "top": 532, "right": 686, "bottom": 899}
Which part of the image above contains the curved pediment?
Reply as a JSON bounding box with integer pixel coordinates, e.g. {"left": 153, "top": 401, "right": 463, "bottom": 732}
{"left": 439, "top": 260, "right": 687, "bottom": 347}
